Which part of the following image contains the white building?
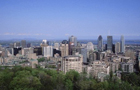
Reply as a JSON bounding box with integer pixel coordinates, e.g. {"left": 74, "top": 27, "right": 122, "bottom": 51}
{"left": 43, "top": 46, "right": 53, "bottom": 58}
{"left": 54, "top": 43, "right": 60, "bottom": 50}
{"left": 87, "top": 42, "right": 94, "bottom": 52}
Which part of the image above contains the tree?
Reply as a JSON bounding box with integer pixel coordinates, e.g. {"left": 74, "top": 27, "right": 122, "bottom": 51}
{"left": 65, "top": 79, "right": 73, "bottom": 90}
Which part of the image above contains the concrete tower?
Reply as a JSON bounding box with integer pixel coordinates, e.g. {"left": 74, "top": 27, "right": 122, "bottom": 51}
{"left": 120, "top": 35, "right": 125, "bottom": 53}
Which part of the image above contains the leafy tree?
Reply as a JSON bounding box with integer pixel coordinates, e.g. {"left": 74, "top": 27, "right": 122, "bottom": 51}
{"left": 65, "top": 79, "right": 73, "bottom": 90}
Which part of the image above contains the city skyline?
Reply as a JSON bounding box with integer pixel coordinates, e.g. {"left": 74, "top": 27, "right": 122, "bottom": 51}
{"left": 1, "top": 0, "right": 140, "bottom": 40}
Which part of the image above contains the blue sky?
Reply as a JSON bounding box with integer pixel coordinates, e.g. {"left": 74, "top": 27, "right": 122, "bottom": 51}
{"left": 0, "top": 0, "right": 140, "bottom": 40}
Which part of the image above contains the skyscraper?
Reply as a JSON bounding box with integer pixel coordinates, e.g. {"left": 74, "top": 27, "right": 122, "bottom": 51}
{"left": 97, "top": 35, "right": 103, "bottom": 51}
{"left": 69, "top": 35, "right": 77, "bottom": 55}
{"left": 54, "top": 43, "right": 60, "bottom": 50}
{"left": 120, "top": 35, "right": 125, "bottom": 53}
{"left": 21, "top": 40, "right": 26, "bottom": 48}
{"left": 115, "top": 42, "right": 120, "bottom": 53}
{"left": 60, "top": 40, "right": 69, "bottom": 57}
{"left": 69, "top": 35, "right": 77, "bottom": 46}
{"left": 87, "top": 42, "right": 94, "bottom": 52}
{"left": 14, "top": 42, "right": 20, "bottom": 48}
{"left": 107, "top": 36, "right": 113, "bottom": 51}
{"left": 43, "top": 46, "right": 53, "bottom": 58}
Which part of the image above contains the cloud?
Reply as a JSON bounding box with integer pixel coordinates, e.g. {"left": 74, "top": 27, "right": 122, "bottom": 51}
{"left": 4, "top": 33, "right": 15, "bottom": 35}
{"left": 65, "top": 34, "right": 70, "bottom": 36}
{"left": 17, "top": 33, "right": 31, "bottom": 36}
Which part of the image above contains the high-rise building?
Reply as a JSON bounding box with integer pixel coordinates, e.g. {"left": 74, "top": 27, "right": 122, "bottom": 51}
{"left": 43, "top": 46, "right": 53, "bottom": 58}
{"left": 42, "top": 40, "right": 47, "bottom": 44}
{"left": 81, "top": 48, "right": 87, "bottom": 63}
{"left": 60, "top": 40, "right": 69, "bottom": 57}
{"left": 54, "top": 43, "right": 60, "bottom": 50}
{"left": 9, "top": 43, "right": 14, "bottom": 48}
{"left": 69, "top": 36, "right": 77, "bottom": 55}
{"left": 107, "top": 36, "right": 113, "bottom": 51}
{"left": 34, "top": 47, "right": 42, "bottom": 55}
{"left": 87, "top": 42, "right": 94, "bottom": 52}
{"left": 21, "top": 40, "right": 26, "bottom": 48}
{"left": 115, "top": 42, "right": 120, "bottom": 53}
{"left": 61, "top": 55, "right": 83, "bottom": 73}
{"left": 69, "top": 35, "right": 77, "bottom": 46}
{"left": 14, "top": 42, "right": 20, "bottom": 48}
{"left": 98, "top": 35, "right": 103, "bottom": 51}
{"left": 120, "top": 35, "right": 125, "bottom": 53}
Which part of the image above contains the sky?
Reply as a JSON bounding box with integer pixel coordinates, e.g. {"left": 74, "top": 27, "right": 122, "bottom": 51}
{"left": 0, "top": 0, "right": 140, "bottom": 40}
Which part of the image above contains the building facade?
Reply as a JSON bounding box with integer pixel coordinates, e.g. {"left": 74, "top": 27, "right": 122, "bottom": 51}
{"left": 21, "top": 40, "right": 26, "bottom": 48}
{"left": 61, "top": 55, "right": 83, "bottom": 73}
{"left": 43, "top": 46, "right": 53, "bottom": 58}
{"left": 115, "top": 42, "right": 120, "bottom": 53}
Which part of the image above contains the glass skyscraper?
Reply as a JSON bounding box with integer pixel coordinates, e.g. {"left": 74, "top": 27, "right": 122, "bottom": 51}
{"left": 107, "top": 36, "right": 113, "bottom": 51}
{"left": 98, "top": 35, "right": 103, "bottom": 51}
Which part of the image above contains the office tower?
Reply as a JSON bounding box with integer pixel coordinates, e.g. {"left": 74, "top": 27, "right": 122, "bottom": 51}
{"left": 43, "top": 46, "right": 53, "bottom": 58}
{"left": 61, "top": 55, "right": 83, "bottom": 73}
{"left": 81, "top": 48, "right": 87, "bottom": 63}
{"left": 120, "top": 35, "right": 125, "bottom": 53}
{"left": 69, "top": 35, "right": 77, "bottom": 55}
{"left": 86, "top": 42, "right": 94, "bottom": 59}
{"left": 97, "top": 35, "right": 103, "bottom": 51}
{"left": 14, "top": 42, "right": 20, "bottom": 48}
{"left": 9, "top": 43, "right": 14, "bottom": 48}
{"left": 87, "top": 42, "right": 94, "bottom": 52}
{"left": 34, "top": 47, "right": 42, "bottom": 55}
{"left": 54, "top": 43, "right": 60, "bottom": 50}
{"left": 40, "top": 40, "right": 48, "bottom": 54}
{"left": 112, "top": 44, "right": 115, "bottom": 53}
{"left": 71, "top": 42, "right": 81, "bottom": 55}
{"left": 21, "top": 40, "right": 26, "bottom": 48}
{"left": 42, "top": 40, "right": 47, "bottom": 44}
{"left": 14, "top": 47, "right": 22, "bottom": 55}
{"left": 69, "top": 35, "right": 77, "bottom": 46}
{"left": 7, "top": 48, "right": 14, "bottom": 56}
{"left": 53, "top": 49, "right": 61, "bottom": 57}
{"left": 62, "top": 40, "right": 68, "bottom": 44}
{"left": 107, "top": 36, "right": 113, "bottom": 51}
{"left": 41, "top": 40, "right": 48, "bottom": 46}
{"left": 115, "top": 42, "right": 120, "bottom": 53}
{"left": 60, "top": 40, "right": 69, "bottom": 57}
{"left": 21, "top": 48, "right": 28, "bottom": 56}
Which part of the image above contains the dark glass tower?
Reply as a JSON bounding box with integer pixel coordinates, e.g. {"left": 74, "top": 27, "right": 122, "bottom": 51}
{"left": 97, "top": 35, "right": 103, "bottom": 51}
{"left": 107, "top": 36, "right": 113, "bottom": 51}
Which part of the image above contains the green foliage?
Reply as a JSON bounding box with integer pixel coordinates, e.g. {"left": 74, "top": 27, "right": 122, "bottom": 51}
{"left": 121, "top": 72, "right": 140, "bottom": 86}
{"left": 65, "top": 79, "right": 73, "bottom": 90}
{"left": 37, "top": 57, "right": 45, "bottom": 62}
{"left": 0, "top": 66, "right": 139, "bottom": 90}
